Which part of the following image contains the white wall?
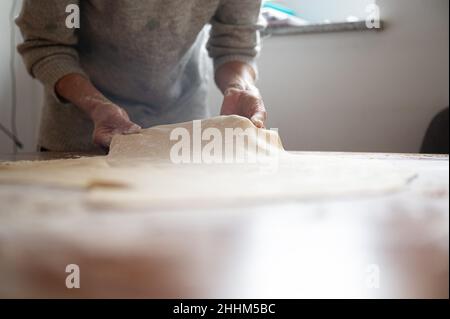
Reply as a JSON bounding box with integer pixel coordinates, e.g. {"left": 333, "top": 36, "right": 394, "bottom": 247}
{"left": 0, "top": 0, "right": 448, "bottom": 154}
{"left": 0, "top": 0, "right": 43, "bottom": 154}
{"left": 210, "top": 0, "right": 449, "bottom": 152}
{"left": 276, "top": 0, "right": 375, "bottom": 23}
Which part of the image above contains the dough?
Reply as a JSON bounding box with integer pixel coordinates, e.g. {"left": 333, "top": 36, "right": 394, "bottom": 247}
{"left": 108, "top": 115, "right": 283, "bottom": 162}
{"left": 0, "top": 115, "right": 413, "bottom": 208}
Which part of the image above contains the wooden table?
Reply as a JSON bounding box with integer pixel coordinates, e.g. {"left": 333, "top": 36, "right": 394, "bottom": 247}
{"left": 0, "top": 152, "right": 448, "bottom": 299}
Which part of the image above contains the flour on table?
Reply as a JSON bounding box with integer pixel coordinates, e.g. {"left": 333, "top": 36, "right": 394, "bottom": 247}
{"left": 0, "top": 116, "right": 413, "bottom": 208}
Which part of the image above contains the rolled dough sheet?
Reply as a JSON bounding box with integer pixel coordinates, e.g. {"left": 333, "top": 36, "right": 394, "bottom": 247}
{"left": 0, "top": 116, "right": 414, "bottom": 208}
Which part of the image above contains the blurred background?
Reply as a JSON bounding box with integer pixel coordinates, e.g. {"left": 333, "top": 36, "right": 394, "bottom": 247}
{"left": 0, "top": 0, "right": 449, "bottom": 154}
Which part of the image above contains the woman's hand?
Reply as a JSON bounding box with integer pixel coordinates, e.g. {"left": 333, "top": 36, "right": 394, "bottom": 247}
{"left": 90, "top": 102, "right": 141, "bottom": 148}
{"left": 215, "top": 61, "right": 267, "bottom": 128}
{"left": 56, "top": 74, "right": 141, "bottom": 148}
{"left": 220, "top": 84, "right": 267, "bottom": 128}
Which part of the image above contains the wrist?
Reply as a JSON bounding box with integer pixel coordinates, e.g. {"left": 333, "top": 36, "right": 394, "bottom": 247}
{"left": 216, "top": 61, "right": 256, "bottom": 94}
{"left": 56, "top": 73, "right": 114, "bottom": 120}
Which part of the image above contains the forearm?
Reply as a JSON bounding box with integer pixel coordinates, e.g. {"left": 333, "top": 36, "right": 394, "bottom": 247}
{"left": 215, "top": 61, "right": 257, "bottom": 94}
{"left": 55, "top": 73, "right": 111, "bottom": 119}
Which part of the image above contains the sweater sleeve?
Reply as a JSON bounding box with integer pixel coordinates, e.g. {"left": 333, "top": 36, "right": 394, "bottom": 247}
{"left": 16, "top": 0, "right": 88, "bottom": 101}
{"left": 207, "top": 0, "right": 265, "bottom": 75}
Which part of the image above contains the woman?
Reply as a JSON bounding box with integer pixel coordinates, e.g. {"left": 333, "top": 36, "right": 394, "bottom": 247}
{"left": 16, "top": 0, "right": 267, "bottom": 152}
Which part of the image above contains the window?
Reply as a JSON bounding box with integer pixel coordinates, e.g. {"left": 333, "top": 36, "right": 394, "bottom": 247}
{"left": 263, "top": 0, "right": 377, "bottom": 24}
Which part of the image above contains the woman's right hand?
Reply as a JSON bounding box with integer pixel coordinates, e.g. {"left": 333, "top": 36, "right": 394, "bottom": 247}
{"left": 90, "top": 102, "right": 141, "bottom": 148}
{"left": 56, "top": 74, "right": 141, "bottom": 148}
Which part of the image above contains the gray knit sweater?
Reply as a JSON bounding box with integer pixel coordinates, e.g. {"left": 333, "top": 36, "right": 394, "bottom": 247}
{"left": 16, "top": 0, "right": 263, "bottom": 152}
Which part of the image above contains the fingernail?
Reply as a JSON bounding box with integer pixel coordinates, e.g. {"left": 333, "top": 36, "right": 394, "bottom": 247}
{"left": 124, "top": 125, "right": 142, "bottom": 135}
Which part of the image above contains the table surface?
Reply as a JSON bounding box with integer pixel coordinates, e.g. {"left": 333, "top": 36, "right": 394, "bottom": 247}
{"left": 0, "top": 151, "right": 448, "bottom": 162}
{"left": 0, "top": 152, "right": 448, "bottom": 298}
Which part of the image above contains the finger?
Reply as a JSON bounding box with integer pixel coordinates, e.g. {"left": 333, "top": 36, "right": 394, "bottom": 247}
{"left": 93, "top": 122, "right": 133, "bottom": 147}
{"left": 251, "top": 111, "right": 267, "bottom": 128}
{"left": 237, "top": 93, "right": 267, "bottom": 127}
{"left": 123, "top": 123, "right": 142, "bottom": 135}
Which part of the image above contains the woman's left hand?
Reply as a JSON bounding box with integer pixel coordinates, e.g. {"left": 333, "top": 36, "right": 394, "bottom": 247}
{"left": 220, "top": 84, "right": 267, "bottom": 128}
